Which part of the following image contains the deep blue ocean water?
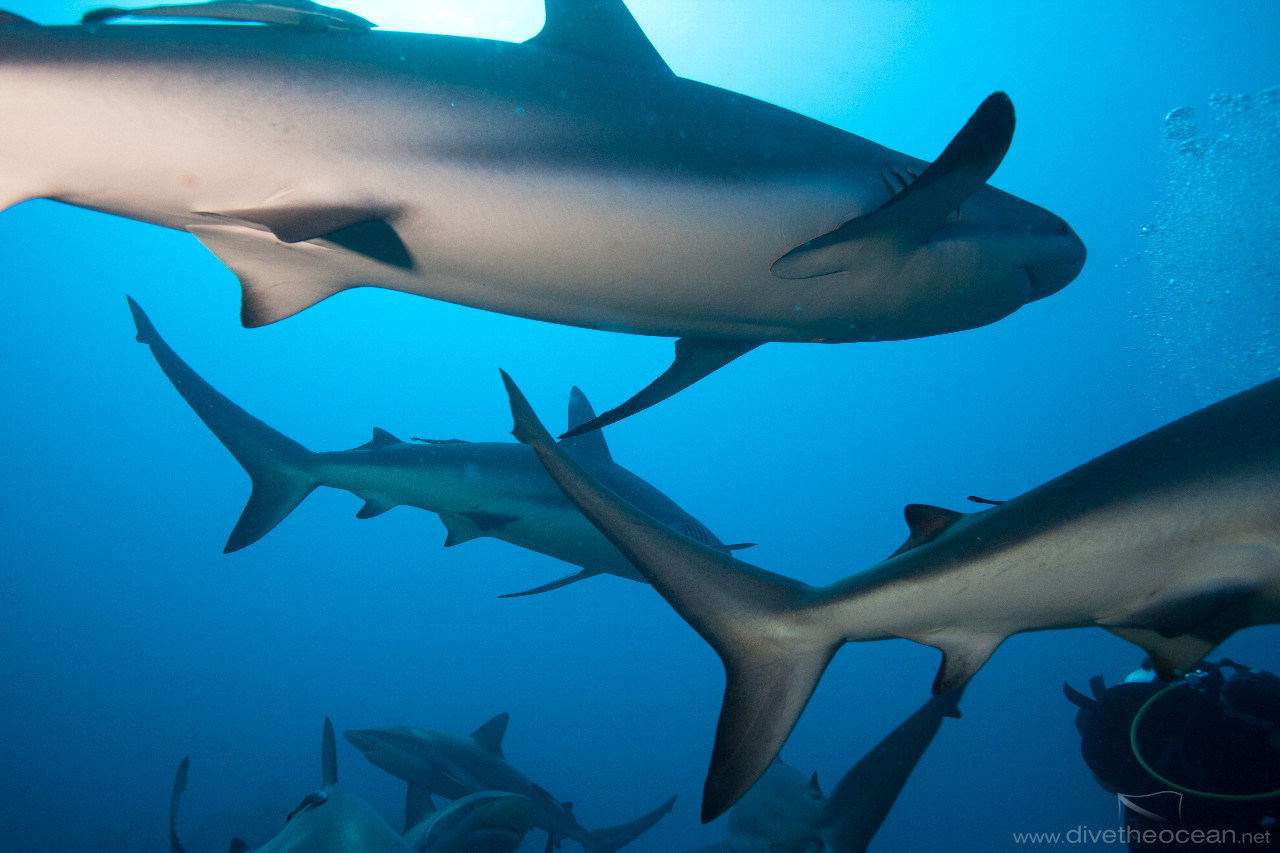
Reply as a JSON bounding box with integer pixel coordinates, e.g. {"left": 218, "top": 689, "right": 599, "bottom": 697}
{"left": 1, "top": 1, "right": 1278, "bottom": 851}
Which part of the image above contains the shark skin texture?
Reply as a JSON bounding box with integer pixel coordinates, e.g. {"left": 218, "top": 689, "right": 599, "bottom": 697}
{"left": 345, "top": 713, "right": 677, "bottom": 853}
{"left": 1, "top": 0, "right": 1085, "bottom": 432}
{"left": 501, "top": 370, "right": 1280, "bottom": 820}
{"left": 128, "top": 296, "right": 751, "bottom": 597}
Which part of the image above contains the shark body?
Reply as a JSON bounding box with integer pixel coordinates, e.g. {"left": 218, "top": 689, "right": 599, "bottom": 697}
{"left": 128, "top": 297, "right": 746, "bottom": 596}
{"left": 502, "top": 371, "right": 1280, "bottom": 820}
{"left": 169, "top": 720, "right": 533, "bottom": 853}
{"left": 2, "top": 0, "right": 1085, "bottom": 431}
{"left": 346, "top": 713, "right": 676, "bottom": 853}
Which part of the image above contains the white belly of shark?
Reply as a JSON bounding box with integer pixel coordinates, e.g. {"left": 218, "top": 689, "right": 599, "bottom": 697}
{"left": 0, "top": 0, "right": 1086, "bottom": 431}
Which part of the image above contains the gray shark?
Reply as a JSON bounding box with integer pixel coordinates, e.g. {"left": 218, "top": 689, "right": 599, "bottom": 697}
{"left": 501, "top": 370, "right": 1280, "bottom": 820}
{"left": 345, "top": 713, "right": 677, "bottom": 853}
{"left": 128, "top": 296, "right": 749, "bottom": 597}
{"left": 685, "top": 689, "right": 962, "bottom": 853}
{"left": 1, "top": 0, "right": 1085, "bottom": 432}
{"left": 402, "top": 791, "right": 535, "bottom": 853}
{"left": 169, "top": 723, "right": 534, "bottom": 853}
{"left": 171, "top": 719, "right": 414, "bottom": 853}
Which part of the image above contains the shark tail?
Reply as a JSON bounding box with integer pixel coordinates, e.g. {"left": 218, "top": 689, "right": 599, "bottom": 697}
{"left": 503, "top": 371, "right": 843, "bottom": 822}
{"left": 582, "top": 795, "right": 677, "bottom": 853}
{"left": 127, "top": 297, "right": 320, "bottom": 552}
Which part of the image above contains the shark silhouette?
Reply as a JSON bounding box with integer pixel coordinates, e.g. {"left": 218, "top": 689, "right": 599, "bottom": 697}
{"left": 128, "top": 296, "right": 749, "bottom": 596}
{"left": 1, "top": 0, "right": 1085, "bottom": 431}
{"left": 169, "top": 719, "right": 534, "bottom": 853}
{"left": 686, "top": 689, "right": 963, "bottom": 853}
{"left": 345, "top": 713, "right": 676, "bottom": 853}
{"left": 501, "top": 370, "right": 1280, "bottom": 820}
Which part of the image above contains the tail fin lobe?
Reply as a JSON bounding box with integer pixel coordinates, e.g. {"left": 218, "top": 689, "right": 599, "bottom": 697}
{"left": 583, "top": 795, "right": 677, "bottom": 853}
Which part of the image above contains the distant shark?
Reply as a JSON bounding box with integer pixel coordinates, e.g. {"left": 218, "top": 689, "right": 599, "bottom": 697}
{"left": 170, "top": 719, "right": 535, "bottom": 853}
{"left": 345, "top": 713, "right": 676, "bottom": 853}
{"left": 172, "top": 719, "right": 413, "bottom": 853}
{"left": 686, "top": 689, "right": 962, "bottom": 853}
{"left": 501, "top": 371, "right": 1280, "bottom": 820}
{"left": 128, "top": 296, "right": 749, "bottom": 597}
{"left": 1, "top": 0, "right": 1085, "bottom": 432}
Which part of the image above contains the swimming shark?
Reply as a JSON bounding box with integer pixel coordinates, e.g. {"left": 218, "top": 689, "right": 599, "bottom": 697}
{"left": 171, "top": 719, "right": 414, "bottom": 853}
{"left": 684, "top": 689, "right": 962, "bottom": 853}
{"left": 169, "top": 719, "right": 534, "bottom": 853}
{"left": 345, "top": 713, "right": 677, "bottom": 853}
{"left": 401, "top": 791, "right": 535, "bottom": 853}
{"left": 1, "top": 0, "right": 1085, "bottom": 432}
{"left": 128, "top": 296, "right": 749, "bottom": 596}
{"left": 501, "top": 370, "right": 1280, "bottom": 820}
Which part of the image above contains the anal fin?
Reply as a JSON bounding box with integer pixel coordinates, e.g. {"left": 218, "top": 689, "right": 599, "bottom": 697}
{"left": 560, "top": 337, "right": 761, "bottom": 438}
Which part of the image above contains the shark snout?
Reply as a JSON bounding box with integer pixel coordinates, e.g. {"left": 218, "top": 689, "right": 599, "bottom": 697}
{"left": 1024, "top": 216, "right": 1087, "bottom": 302}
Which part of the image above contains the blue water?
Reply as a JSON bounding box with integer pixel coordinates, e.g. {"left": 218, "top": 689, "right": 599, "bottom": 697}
{"left": 1, "top": 1, "right": 1278, "bottom": 851}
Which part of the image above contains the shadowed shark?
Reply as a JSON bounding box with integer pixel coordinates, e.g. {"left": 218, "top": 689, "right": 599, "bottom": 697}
{"left": 128, "top": 296, "right": 750, "bottom": 597}
{"left": 169, "top": 720, "right": 535, "bottom": 853}
{"left": 171, "top": 719, "right": 413, "bottom": 853}
{"left": 686, "top": 689, "right": 963, "bottom": 853}
{"left": 345, "top": 713, "right": 677, "bottom": 853}
{"left": 501, "top": 370, "right": 1280, "bottom": 820}
{"left": 1, "top": 0, "right": 1085, "bottom": 432}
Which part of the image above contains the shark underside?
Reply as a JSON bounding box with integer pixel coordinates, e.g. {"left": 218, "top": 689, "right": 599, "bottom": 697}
{"left": 0, "top": 0, "right": 1085, "bottom": 431}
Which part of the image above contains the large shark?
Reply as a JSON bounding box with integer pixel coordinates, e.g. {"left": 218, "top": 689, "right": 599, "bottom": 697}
{"left": 686, "top": 689, "right": 963, "bottom": 853}
{"left": 345, "top": 713, "right": 677, "bottom": 853}
{"left": 1, "top": 0, "right": 1085, "bottom": 432}
{"left": 128, "top": 296, "right": 749, "bottom": 596}
{"left": 501, "top": 371, "right": 1280, "bottom": 820}
{"left": 169, "top": 719, "right": 534, "bottom": 853}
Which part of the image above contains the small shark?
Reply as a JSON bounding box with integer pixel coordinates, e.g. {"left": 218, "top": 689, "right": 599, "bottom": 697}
{"left": 345, "top": 713, "right": 677, "bottom": 853}
{"left": 684, "top": 689, "right": 962, "bottom": 853}
{"left": 501, "top": 371, "right": 1280, "bottom": 820}
{"left": 402, "top": 791, "right": 535, "bottom": 853}
{"left": 128, "top": 296, "right": 749, "bottom": 597}
{"left": 171, "top": 719, "right": 413, "bottom": 853}
{"left": 1, "top": 0, "right": 1085, "bottom": 431}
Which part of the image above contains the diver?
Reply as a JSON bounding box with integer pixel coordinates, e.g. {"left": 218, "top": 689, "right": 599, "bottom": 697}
{"left": 1065, "top": 659, "right": 1280, "bottom": 851}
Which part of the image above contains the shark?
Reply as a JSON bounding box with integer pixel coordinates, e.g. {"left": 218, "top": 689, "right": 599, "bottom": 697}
{"left": 1, "top": 0, "right": 1085, "bottom": 432}
{"left": 169, "top": 719, "right": 534, "bottom": 853}
{"left": 685, "top": 689, "right": 963, "bottom": 853}
{"left": 500, "top": 370, "right": 1280, "bottom": 820}
{"left": 128, "top": 296, "right": 749, "bottom": 597}
{"left": 345, "top": 713, "right": 677, "bottom": 853}
{"left": 171, "top": 719, "right": 414, "bottom": 853}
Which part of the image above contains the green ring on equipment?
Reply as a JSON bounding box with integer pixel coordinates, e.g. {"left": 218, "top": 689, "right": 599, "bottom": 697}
{"left": 1129, "top": 682, "right": 1280, "bottom": 802}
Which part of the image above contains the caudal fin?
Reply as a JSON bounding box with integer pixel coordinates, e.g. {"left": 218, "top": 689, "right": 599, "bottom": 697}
{"left": 169, "top": 756, "right": 190, "bottom": 853}
{"left": 503, "top": 371, "right": 842, "bottom": 821}
{"left": 583, "top": 795, "right": 676, "bottom": 853}
{"left": 127, "top": 297, "right": 318, "bottom": 551}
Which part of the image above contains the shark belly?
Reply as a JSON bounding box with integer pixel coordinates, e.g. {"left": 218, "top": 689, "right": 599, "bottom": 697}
{"left": 0, "top": 23, "right": 1061, "bottom": 341}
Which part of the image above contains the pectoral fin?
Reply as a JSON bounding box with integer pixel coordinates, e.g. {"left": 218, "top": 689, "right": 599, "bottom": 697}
{"left": 498, "top": 568, "right": 607, "bottom": 598}
{"left": 82, "top": 0, "right": 376, "bottom": 30}
{"left": 772, "top": 92, "right": 1016, "bottom": 280}
{"left": 560, "top": 337, "right": 762, "bottom": 437}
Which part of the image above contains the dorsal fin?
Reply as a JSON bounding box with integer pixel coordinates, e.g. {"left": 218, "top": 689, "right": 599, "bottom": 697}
{"left": 808, "top": 770, "right": 823, "bottom": 798}
{"left": 0, "top": 10, "right": 39, "bottom": 25}
{"left": 558, "top": 387, "right": 612, "bottom": 460}
{"left": 470, "top": 713, "right": 509, "bottom": 757}
{"left": 889, "top": 504, "right": 967, "bottom": 558}
{"left": 352, "top": 427, "right": 404, "bottom": 451}
{"left": 321, "top": 717, "right": 338, "bottom": 789}
{"left": 527, "top": 0, "right": 671, "bottom": 76}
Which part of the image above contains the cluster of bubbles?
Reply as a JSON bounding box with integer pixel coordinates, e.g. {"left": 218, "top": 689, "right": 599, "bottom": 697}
{"left": 1135, "top": 85, "right": 1280, "bottom": 401}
